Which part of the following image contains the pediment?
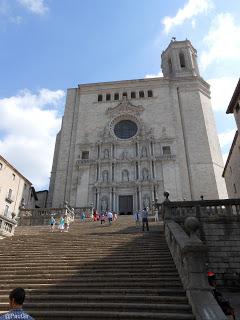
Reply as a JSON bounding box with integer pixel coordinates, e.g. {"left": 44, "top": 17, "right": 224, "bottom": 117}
{"left": 106, "top": 97, "right": 145, "bottom": 117}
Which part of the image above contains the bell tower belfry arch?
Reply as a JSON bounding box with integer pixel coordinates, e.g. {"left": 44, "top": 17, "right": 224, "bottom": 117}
{"left": 161, "top": 39, "right": 200, "bottom": 78}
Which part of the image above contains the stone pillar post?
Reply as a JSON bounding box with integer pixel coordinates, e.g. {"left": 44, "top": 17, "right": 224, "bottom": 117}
{"left": 113, "top": 189, "right": 116, "bottom": 211}
{"left": 109, "top": 188, "right": 112, "bottom": 211}
{"left": 139, "top": 186, "right": 142, "bottom": 210}
{"left": 138, "top": 161, "right": 141, "bottom": 181}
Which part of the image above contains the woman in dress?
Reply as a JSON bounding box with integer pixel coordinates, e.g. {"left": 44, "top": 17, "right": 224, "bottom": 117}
{"left": 58, "top": 216, "right": 65, "bottom": 232}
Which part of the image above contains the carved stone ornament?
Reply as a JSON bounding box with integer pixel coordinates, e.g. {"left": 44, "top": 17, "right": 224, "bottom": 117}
{"left": 98, "top": 125, "right": 112, "bottom": 141}
{"left": 106, "top": 96, "right": 145, "bottom": 117}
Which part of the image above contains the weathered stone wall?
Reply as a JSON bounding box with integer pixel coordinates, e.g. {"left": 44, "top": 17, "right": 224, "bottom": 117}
{"left": 223, "top": 132, "right": 240, "bottom": 198}
{"left": 200, "top": 215, "right": 240, "bottom": 286}
{"left": 163, "top": 199, "right": 240, "bottom": 287}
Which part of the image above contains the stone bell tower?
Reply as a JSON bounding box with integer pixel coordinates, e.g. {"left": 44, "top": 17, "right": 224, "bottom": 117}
{"left": 161, "top": 39, "right": 200, "bottom": 78}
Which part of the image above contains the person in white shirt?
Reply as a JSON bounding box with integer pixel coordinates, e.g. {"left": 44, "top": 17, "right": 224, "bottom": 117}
{"left": 107, "top": 210, "right": 113, "bottom": 225}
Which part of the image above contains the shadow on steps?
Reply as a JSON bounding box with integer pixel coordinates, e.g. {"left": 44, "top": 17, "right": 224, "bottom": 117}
{"left": 0, "top": 217, "right": 195, "bottom": 320}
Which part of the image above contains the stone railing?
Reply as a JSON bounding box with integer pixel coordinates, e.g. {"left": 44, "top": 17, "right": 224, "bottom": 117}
{"left": 0, "top": 214, "right": 17, "bottom": 237}
{"left": 164, "top": 216, "right": 227, "bottom": 320}
{"left": 76, "top": 159, "right": 95, "bottom": 167}
{"left": 161, "top": 198, "right": 240, "bottom": 286}
{"left": 163, "top": 198, "right": 240, "bottom": 222}
{"left": 18, "top": 205, "right": 76, "bottom": 226}
{"left": 155, "top": 154, "right": 176, "bottom": 161}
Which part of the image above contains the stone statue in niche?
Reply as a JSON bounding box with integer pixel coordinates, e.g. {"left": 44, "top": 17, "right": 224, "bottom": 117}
{"left": 162, "top": 126, "right": 167, "bottom": 136}
{"left": 122, "top": 169, "right": 129, "bottom": 182}
{"left": 102, "top": 170, "right": 109, "bottom": 182}
{"left": 121, "top": 150, "right": 128, "bottom": 160}
{"left": 101, "top": 197, "right": 108, "bottom": 211}
{"left": 104, "top": 149, "right": 109, "bottom": 159}
{"left": 142, "top": 168, "right": 149, "bottom": 180}
{"left": 141, "top": 146, "right": 147, "bottom": 157}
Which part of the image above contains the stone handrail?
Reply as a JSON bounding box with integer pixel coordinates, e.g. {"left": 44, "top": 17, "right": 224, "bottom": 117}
{"left": 164, "top": 218, "right": 227, "bottom": 320}
{"left": 0, "top": 214, "right": 17, "bottom": 237}
{"left": 163, "top": 198, "right": 240, "bottom": 223}
{"left": 18, "top": 205, "right": 76, "bottom": 226}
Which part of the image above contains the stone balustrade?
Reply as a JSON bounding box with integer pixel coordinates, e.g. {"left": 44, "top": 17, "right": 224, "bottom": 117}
{"left": 162, "top": 199, "right": 240, "bottom": 222}
{"left": 0, "top": 214, "right": 17, "bottom": 237}
{"left": 18, "top": 205, "right": 76, "bottom": 226}
{"left": 164, "top": 216, "right": 227, "bottom": 320}
{"left": 162, "top": 198, "right": 240, "bottom": 286}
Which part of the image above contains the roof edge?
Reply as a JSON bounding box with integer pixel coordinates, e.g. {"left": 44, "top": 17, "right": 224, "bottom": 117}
{"left": 222, "top": 130, "right": 239, "bottom": 177}
{"left": 226, "top": 78, "right": 240, "bottom": 113}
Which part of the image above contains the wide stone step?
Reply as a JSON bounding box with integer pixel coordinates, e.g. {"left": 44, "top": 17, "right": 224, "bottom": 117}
{"left": 0, "top": 256, "right": 173, "bottom": 261}
{"left": 0, "top": 281, "right": 183, "bottom": 289}
{"left": 0, "top": 294, "right": 189, "bottom": 303}
{"left": 0, "top": 288, "right": 187, "bottom": 296}
{"left": 0, "top": 266, "right": 177, "bottom": 273}
{"left": 0, "top": 276, "right": 182, "bottom": 284}
{"left": 0, "top": 302, "right": 193, "bottom": 313}
{"left": 0, "top": 253, "right": 171, "bottom": 258}
{"left": 0, "top": 310, "right": 195, "bottom": 320}
{"left": 0, "top": 271, "right": 179, "bottom": 278}
{"left": 34, "top": 295, "right": 189, "bottom": 304}
{"left": 0, "top": 218, "right": 195, "bottom": 319}
{"left": 0, "top": 257, "right": 174, "bottom": 263}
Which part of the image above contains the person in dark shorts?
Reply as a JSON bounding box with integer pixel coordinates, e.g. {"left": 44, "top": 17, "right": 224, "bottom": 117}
{"left": 142, "top": 208, "right": 149, "bottom": 231}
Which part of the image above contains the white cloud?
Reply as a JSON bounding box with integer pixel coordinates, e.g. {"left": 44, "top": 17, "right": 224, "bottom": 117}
{"left": 0, "top": 89, "right": 65, "bottom": 189}
{"left": 17, "top": 0, "right": 48, "bottom": 15}
{"left": 218, "top": 129, "right": 236, "bottom": 149}
{"left": 162, "top": 0, "right": 213, "bottom": 34}
{"left": 218, "top": 128, "right": 236, "bottom": 164}
{"left": 208, "top": 76, "right": 239, "bottom": 111}
{"left": 0, "top": 0, "right": 23, "bottom": 25}
{"left": 144, "top": 71, "right": 163, "bottom": 79}
{"left": 200, "top": 13, "right": 240, "bottom": 70}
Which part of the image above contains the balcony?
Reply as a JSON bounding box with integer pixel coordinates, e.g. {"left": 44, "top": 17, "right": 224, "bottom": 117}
{"left": 5, "top": 194, "right": 14, "bottom": 204}
{"left": 76, "top": 159, "right": 95, "bottom": 167}
{"left": 155, "top": 154, "right": 176, "bottom": 161}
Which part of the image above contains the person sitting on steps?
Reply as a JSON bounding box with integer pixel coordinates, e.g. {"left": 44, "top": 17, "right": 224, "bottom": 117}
{"left": 0, "top": 287, "right": 34, "bottom": 320}
{"left": 208, "top": 272, "right": 236, "bottom": 320}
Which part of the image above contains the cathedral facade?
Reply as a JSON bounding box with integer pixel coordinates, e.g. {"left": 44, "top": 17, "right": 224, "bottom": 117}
{"left": 47, "top": 40, "right": 228, "bottom": 213}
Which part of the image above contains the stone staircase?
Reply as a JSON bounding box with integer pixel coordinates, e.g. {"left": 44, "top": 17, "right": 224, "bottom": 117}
{"left": 0, "top": 216, "right": 195, "bottom": 319}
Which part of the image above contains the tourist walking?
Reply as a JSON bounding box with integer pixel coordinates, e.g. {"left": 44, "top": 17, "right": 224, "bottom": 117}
{"left": 154, "top": 208, "right": 159, "bottom": 222}
{"left": 142, "top": 208, "right": 149, "bottom": 231}
{"left": 100, "top": 212, "right": 105, "bottom": 225}
{"left": 49, "top": 214, "right": 56, "bottom": 232}
{"left": 93, "top": 209, "right": 98, "bottom": 222}
{"left": 113, "top": 211, "right": 118, "bottom": 221}
{"left": 107, "top": 210, "right": 113, "bottom": 225}
{"left": 64, "top": 214, "right": 71, "bottom": 232}
{"left": 80, "top": 211, "right": 86, "bottom": 222}
{"left": 58, "top": 216, "right": 65, "bottom": 232}
{"left": 0, "top": 287, "right": 34, "bottom": 319}
{"left": 133, "top": 211, "right": 141, "bottom": 226}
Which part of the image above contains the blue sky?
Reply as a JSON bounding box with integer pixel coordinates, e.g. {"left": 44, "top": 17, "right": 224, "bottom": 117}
{"left": 0, "top": 0, "right": 239, "bottom": 189}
